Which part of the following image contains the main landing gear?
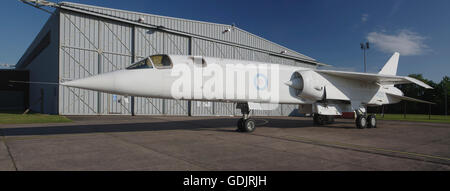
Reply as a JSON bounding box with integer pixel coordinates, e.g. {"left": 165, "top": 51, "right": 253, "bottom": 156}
{"left": 313, "top": 112, "right": 377, "bottom": 129}
{"left": 355, "top": 114, "right": 377, "bottom": 129}
{"left": 236, "top": 103, "right": 256, "bottom": 132}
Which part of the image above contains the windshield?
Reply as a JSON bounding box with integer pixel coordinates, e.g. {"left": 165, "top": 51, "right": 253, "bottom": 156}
{"left": 126, "top": 58, "right": 153, "bottom": 70}
{"left": 150, "top": 55, "right": 172, "bottom": 69}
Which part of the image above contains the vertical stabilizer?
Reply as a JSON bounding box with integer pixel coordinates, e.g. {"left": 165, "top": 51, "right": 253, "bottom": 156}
{"left": 379, "top": 52, "right": 400, "bottom": 75}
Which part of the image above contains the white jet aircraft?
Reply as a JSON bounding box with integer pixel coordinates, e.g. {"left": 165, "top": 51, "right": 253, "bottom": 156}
{"left": 62, "top": 52, "right": 433, "bottom": 132}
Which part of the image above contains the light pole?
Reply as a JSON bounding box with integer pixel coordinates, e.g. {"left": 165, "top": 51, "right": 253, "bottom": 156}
{"left": 360, "top": 42, "right": 369, "bottom": 73}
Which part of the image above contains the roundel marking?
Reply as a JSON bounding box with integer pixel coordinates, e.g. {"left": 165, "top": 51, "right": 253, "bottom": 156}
{"left": 254, "top": 73, "right": 268, "bottom": 91}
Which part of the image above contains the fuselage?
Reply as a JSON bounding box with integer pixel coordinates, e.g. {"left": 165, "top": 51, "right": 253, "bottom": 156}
{"left": 61, "top": 54, "right": 403, "bottom": 106}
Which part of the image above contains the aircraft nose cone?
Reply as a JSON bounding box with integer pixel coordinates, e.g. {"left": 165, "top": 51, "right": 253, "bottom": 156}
{"left": 61, "top": 71, "right": 117, "bottom": 92}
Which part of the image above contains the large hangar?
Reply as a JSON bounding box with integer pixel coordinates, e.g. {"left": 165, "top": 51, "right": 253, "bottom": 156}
{"left": 16, "top": 1, "right": 322, "bottom": 116}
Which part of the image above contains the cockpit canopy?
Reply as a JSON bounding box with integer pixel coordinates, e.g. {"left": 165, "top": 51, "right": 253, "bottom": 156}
{"left": 126, "top": 55, "right": 173, "bottom": 70}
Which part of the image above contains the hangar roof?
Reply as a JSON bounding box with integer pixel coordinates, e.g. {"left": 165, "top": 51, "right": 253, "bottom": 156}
{"left": 57, "top": 2, "right": 323, "bottom": 66}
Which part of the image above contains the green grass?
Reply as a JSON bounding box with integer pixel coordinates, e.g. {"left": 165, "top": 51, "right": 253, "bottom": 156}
{"left": 376, "top": 114, "right": 450, "bottom": 124}
{"left": 0, "top": 112, "right": 72, "bottom": 124}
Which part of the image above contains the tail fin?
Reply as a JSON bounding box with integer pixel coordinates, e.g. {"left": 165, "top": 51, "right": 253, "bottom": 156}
{"left": 379, "top": 52, "right": 400, "bottom": 75}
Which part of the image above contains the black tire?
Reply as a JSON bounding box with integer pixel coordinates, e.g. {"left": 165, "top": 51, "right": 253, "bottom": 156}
{"left": 367, "top": 115, "right": 377, "bottom": 128}
{"left": 356, "top": 115, "right": 367, "bottom": 129}
{"left": 242, "top": 119, "right": 256, "bottom": 132}
{"left": 237, "top": 118, "right": 244, "bottom": 131}
{"left": 313, "top": 114, "right": 325, "bottom": 125}
{"left": 313, "top": 114, "right": 319, "bottom": 125}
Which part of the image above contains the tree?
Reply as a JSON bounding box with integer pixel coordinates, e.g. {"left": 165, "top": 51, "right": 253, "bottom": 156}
{"left": 390, "top": 74, "right": 448, "bottom": 115}
{"left": 435, "top": 76, "right": 449, "bottom": 115}
{"left": 393, "top": 74, "right": 434, "bottom": 114}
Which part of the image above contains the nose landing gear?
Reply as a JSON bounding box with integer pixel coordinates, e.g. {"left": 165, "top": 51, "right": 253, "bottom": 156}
{"left": 236, "top": 103, "right": 256, "bottom": 132}
{"left": 237, "top": 118, "right": 256, "bottom": 132}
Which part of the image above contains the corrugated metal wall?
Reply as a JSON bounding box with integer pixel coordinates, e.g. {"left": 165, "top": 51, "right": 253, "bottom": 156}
{"left": 59, "top": 2, "right": 314, "bottom": 61}
{"left": 59, "top": 11, "right": 98, "bottom": 115}
{"left": 57, "top": 3, "right": 316, "bottom": 116}
{"left": 60, "top": 11, "right": 136, "bottom": 115}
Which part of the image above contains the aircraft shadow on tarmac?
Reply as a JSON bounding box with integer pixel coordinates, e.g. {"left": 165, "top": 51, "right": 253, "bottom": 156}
{"left": 261, "top": 118, "right": 354, "bottom": 129}
{"left": 0, "top": 117, "right": 355, "bottom": 137}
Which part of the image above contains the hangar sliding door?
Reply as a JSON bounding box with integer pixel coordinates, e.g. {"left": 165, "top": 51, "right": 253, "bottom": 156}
{"left": 133, "top": 27, "right": 189, "bottom": 115}
{"left": 59, "top": 11, "right": 133, "bottom": 115}
{"left": 98, "top": 19, "right": 133, "bottom": 115}
{"left": 59, "top": 11, "right": 100, "bottom": 115}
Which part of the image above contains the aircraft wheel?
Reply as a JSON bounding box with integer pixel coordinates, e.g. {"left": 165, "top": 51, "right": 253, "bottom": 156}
{"left": 236, "top": 118, "right": 244, "bottom": 132}
{"left": 356, "top": 115, "right": 367, "bottom": 129}
{"left": 242, "top": 119, "right": 256, "bottom": 132}
{"left": 367, "top": 115, "right": 377, "bottom": 128}
{"left": 313, "top": 114, "right": 325, "bottom": 125}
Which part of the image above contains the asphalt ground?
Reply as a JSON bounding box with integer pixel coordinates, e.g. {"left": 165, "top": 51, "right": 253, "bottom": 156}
{"left": 0, "top": 115, "right": 449, "bottom": 170}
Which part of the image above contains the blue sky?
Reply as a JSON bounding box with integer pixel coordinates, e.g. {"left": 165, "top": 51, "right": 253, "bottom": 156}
{"left": 1, "top": 0, "right": 449, "bottom": 82}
